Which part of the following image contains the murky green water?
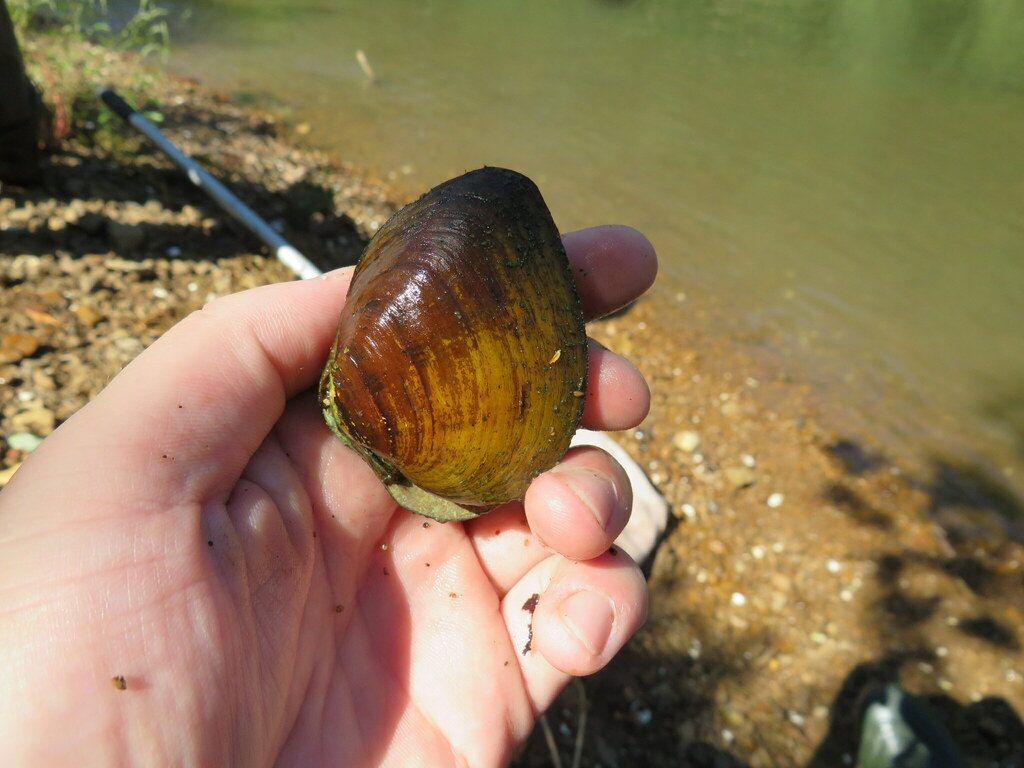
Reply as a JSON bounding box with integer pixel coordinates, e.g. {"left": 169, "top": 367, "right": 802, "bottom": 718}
{"left": 162, "top": 0, "right": 1024, "bottom": 503}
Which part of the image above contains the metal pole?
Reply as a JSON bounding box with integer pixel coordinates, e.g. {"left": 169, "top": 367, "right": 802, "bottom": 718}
{"left": 98, "top": 87, "right": 323, "bottom": 280}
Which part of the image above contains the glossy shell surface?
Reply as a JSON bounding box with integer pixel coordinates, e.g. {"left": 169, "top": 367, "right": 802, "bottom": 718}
{"left": 320, "top": 167, "right": 587, "bottom": 521}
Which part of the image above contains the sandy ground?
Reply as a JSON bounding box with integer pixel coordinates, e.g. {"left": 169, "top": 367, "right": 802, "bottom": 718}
{"left": 2, "top": 36, "right": 1023, "bottom": 767}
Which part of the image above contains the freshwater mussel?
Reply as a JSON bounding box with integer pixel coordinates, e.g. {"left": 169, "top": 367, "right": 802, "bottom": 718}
{"left": 320, "top": 167, "right": 588, "bottom": 522}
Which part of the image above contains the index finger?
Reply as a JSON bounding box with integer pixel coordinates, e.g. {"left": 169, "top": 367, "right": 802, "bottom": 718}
{"left": 564, "top": 225, "right": 658, "bottom": 321}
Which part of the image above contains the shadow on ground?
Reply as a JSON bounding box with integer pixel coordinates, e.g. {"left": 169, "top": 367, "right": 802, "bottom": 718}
{"left": 2, "top": 137, "right": 367, "bottom": 274}
{"left": 513, "top": 616, "right": 757, "bottom": 768}
{"left": 512, "top": 432, "right": 1024, "bottom": 767}
{"left": 809, "top": 653, "right": 1024, "bottom": 767}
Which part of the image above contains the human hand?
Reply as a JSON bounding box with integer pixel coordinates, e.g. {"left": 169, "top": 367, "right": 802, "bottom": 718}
{"left": 0, "top": 226, "right": 656, "bottom": 767}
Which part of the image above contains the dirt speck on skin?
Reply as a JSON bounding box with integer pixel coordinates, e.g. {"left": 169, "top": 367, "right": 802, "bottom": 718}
{"left": 110, "top": 675, "right": 127, "bottom": 691}
{"left": 2, "top": 36, "right": 1023, "bottom": 768}
{"left": 522, "top": 592, "right": 540, "bottom": 656}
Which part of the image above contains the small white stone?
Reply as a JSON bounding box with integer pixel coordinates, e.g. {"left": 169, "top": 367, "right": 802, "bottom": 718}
{"left": 1007, "top": 669, "right": 1018, "bottom": 682}
{"left": 152, "top": 286, "right": 169, "bottom": 299}
{"left": 766, "top": 493, "right": 784, "bottom": 508}
{"left": 936, "top": 646, "right": 948, "bottom": 658}
{"left": 731, "top": 592, "right": 746, "bottom": 607}
{"left": 673, "top": 430, "right": 701, "bottom": 453}
{"left": 788, "top": 711, "right": 805, "bottom": 726}
{"left": 826, "top": 559, "right": 841, "bottom": 573}
{"left": 751, "top": 545, "right": 766, "bottom": 560}
{"left": 187, "top": 281, "right": 198, "bottom": 292}
{"left": 16, "top": 391, "right": 36, "bottom": 403}
{"left": 938, "top": 679, "right": 953, "bottom": 691}
{"left": 840, "top": 589, "right": 854, "bottom": 602}
{"left": 681, "top": 503, "right": 697, "bottom": 520}
{"left": 721, "top": 729, "right": 734, "bottom": 744}
{"left": 741, "top": 454, "right": 756, "bottom": 468}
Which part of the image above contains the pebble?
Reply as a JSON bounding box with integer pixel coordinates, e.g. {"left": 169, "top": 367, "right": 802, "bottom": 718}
{"left": 731, "top": 592, "right": 747, "bottom": 607}
{"left": 11, "top": 405, "right": 56, "bottom": 436}
{"left": 720, "top": 401, "right": 741, "bottom": 418}
{"left": 7, "top": 432, "right": 44, "bottom": 452}
{"left": 766, "top": 493, "right": 784, "bottom": 508}
{"left": 0, "top": 332, "right": 40, "bottom": 363}
{"left": 0, "top": 462, "right": 22, "bottom": 487}
{"left": 0, "top": 348, "right": 24, "bottom": 365}
{"left": 673, "top": 430, "right": 701, "bottom": 453}
{"left": 73, "top": 304, "right": 105, "bottom": 327}
{"left": 741, "top": 453, "right": 756, "bottom": 468}
{"left": 725, "top": 466, "right": 757, "bottom": 489}
{"left": 826, "top": 559, "right": 841, "bottom": 573}
{"left": 631, "top": 703, "right": 653, "bottom": 726}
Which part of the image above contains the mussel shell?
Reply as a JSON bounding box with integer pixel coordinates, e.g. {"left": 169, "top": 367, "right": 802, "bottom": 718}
{"left": 320, "top": 167, "right": 587, "bottom": 521}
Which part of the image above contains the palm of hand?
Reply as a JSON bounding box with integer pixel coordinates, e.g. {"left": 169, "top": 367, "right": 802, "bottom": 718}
{"left": 235, "top": 399, "right": 609, "bottom": 767}
{"left": 0, "top": 227, "right": 655, "bottom": 766}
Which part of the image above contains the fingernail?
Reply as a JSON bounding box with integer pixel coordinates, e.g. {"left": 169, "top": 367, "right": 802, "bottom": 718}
{"left": 559, "top": 590, "right": 615, "bottom": 656}
{"left": 552, "top": 466, "right": 621, "bottom": 532}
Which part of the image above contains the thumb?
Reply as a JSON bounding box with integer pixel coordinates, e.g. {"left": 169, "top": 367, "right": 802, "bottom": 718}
{"left": 8, "top": 269, "right": 353, "bottom": 519}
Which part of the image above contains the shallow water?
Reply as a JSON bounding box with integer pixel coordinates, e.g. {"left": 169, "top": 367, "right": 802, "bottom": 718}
{"left": 161, "top": 0, "right": 1024, "bottom": 505}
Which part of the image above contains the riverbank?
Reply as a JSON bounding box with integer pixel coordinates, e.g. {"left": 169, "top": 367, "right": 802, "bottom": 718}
{"left": 2, "top": 33, "right": 1023, "bottom": 767}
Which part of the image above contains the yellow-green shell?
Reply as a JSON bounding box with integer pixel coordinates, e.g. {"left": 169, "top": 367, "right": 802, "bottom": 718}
{"left": 320, "top": 167, "right": 587, "bottom": 521}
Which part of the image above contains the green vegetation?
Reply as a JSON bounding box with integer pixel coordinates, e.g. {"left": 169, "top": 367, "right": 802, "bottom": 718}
{"left": 10, "top": 0, "right": 175, "bottom": 158}
{"left": 9, "top": 0, "right": 171, "bottom": 58}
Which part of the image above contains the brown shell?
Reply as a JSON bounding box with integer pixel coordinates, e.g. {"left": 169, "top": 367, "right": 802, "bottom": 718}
{"left": 320, "top": 167, "right": 587, "bottom": 521}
